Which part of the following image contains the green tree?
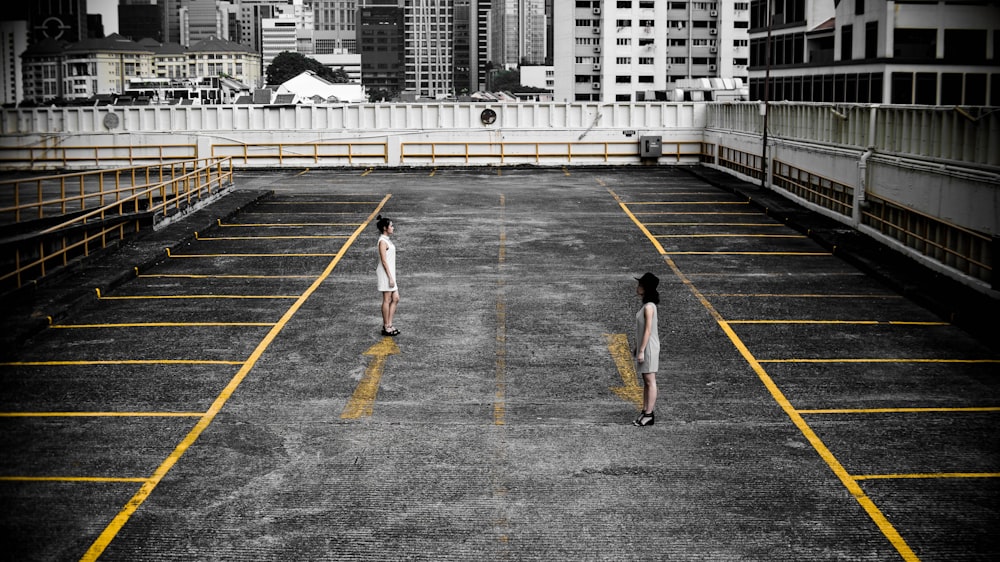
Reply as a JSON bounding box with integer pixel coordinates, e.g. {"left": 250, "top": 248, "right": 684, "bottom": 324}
{"left": 266, "top": 52, "right": 349, "bottom": 85}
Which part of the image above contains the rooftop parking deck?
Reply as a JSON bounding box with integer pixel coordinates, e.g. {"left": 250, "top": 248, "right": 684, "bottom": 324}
{"left": 1, "top": 167, "right": 998, "bottom": 561}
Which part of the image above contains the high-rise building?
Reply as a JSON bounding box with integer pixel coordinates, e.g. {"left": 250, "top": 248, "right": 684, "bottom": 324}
{"left": 403, "top": 0, "right": 453, "bottom": 98}
{"left": 492, "top": 0, "right": 545, "bottom": 68}
{"left": 1, "top": 20, "right": 29, "bottom": 104}
{"left": 306, "top": 0, "right": 358, "bottom": 54}
{"left": 180, "top": 0, "right": 227, "bottom": 46}
{"left": 358, "top": 2, "right": 403, "bottom": 97}
{"left": 119, "top": 0, "right": 163, "bottom": 41}
{"left": 29, "top": 0, "right": 89, "bottom": 44}
{"left": 748, "top": 0, "right": 1000, "bottom": 105}
{"left": 553, "top": 0, "right": 749, "bottom": 102}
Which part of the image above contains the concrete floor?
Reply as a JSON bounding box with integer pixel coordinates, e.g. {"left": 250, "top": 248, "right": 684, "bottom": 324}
{"left": 1, "top": 166, "right": 997, "bottom": 561}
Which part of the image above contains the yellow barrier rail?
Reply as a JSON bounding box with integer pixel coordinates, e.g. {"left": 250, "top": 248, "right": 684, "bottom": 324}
{"left": 399, "top": 140, "right": 708, "bottom": 164}
{"left": 862, "top": 193, "right": 992, "bottom": 284}
{"left": 772, "top": 159, "right": 854, "bottom": 218}
{"left": 1, "top": 157, "right": 233, "bottom": 292}
{"left": 211, "top": 142, "right": 389, "bottom": 165}
{"left": 0, "top": 158, "right": 230, "bottom": 225}
{"left": 0, "top": 144, "right": 197, "bottom": 168}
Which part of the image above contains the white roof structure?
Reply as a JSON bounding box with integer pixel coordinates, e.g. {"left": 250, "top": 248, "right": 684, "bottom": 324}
{"left": 275, "top": 71, "right": 367, "bottom": 103}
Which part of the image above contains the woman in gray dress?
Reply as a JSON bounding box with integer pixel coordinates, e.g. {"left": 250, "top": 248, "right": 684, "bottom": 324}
{"left": 633, "top": 272, "right": 660, "bottom": 427}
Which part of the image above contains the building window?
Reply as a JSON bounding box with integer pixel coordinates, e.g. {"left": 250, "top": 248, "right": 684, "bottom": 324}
{"left": 865, "top": 21, "right": 878, "bottom": 59}
{"left": 841, "top": 24, "right": 852, "bottom": 61}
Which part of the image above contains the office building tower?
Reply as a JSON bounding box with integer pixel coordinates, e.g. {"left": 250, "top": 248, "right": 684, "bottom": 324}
{"left": 29, "top": 0, "right": 89, "bottom": 44}
{"left": 1, "top": 19, "right": 29, "bottom": 105}
{"left": 403, "top": 0, "right": 452, "bottom": 98}
{"left": 119, "top": 0, "right": 163, "bottom": 41}
{"left": 180, "top": 0, "right": 227, "bottom": 46}
{"left": 492, "top": 0, "right": 545, "bottom": 68}
{"left": 358, "top": 2, "right": 403, "bottom": 97}
{"left": 306, "top": 0, "right": 357, "bottom": 54}
{"left": 748, "top": 0, "right": 1000, "bottom": 105}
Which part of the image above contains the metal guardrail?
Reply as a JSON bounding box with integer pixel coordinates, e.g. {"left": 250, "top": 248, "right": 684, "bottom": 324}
{"left": 211, "top": 142, "right": 389, "bottom": 165}
{"left": 399, "top": 140, "right": 707, "bottom": 164}
{"left": 712, "top": 141, "right": 992, "bottom": 286}
{"left": 0, "top": 158, "right": 225, "bottom": 225}
{"left": 0, "top": 144, "right": 198, "bottom": 169}
{"left": 1, "top": 157, "right": 233, "bottom": 293}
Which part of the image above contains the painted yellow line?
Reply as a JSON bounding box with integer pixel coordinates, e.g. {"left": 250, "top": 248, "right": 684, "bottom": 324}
{"left": 138, "top": 274, "right": 313, "bottom": 279}
{"left": 0, "top": 360, "right": 243, "bottom": 366}
{"left": 759, "top": 358, "right": 1000, "bottom": 364}
{"left": 195, "top": 235, "right": 350, "bottom": 241}
{"left": 361, "top": 168, "right": 374, "bottom": 176}
{"left": 634, "top": 211, "right": 759, "bottom": 215}
{"left": 495, "top": 194, "right": 507, "bottom": 426}
{"left": 218, "top": 222, "right": 362, "bottom": 227}
{"left": 0, "top": 411, "right": 204, "bottom": 418}
{"left": 259, "top": 201, "right": 381, "bottom": 205}
{"left": 97, "top": 294, "right": 298, "bottom": 300}
{"left": 51, "top": 322, "right": 274, "bottom": 329}
{"left": 166, "top": 250, "right": 339, "bottom": 258}
{"left": 605, "top": 333, "right": 643, "bottom": 409}
{"left": 645, "top": 222, "right": 783, "bottom": 226}
{"left": 294, "top": 168, "right": 310, "bottom": 176}
{"left": 609, "top": 188, "right": 920, "bottom": 561}
{"left": 854, "top": 473, "right": 1000, "bottom": 481}
{"left": 655, "top": 234, "right": 806, "bottom": 238}
{"left": 727, "top": 320, "right": 946, "bottom": 325}
{"left": 666, "top": 251, "right": 830, "bottom": 256}
{"left": 0, "top": 476, "right": 149, "bottom": 483}
{"left": 562, "top": 166, "right": 571, "bottom": 176}
{"left": 80, "top": 194, "right": 392, "bottom": 562}
{"left": 705, "top": 293, "right": 902, "bottom": 299}
{"left": 628, "top": 201, "right": 749, "bottom": 205}
{"left": 340, "top": 337, "right": 400, "bottom": 419}
{"left": 798, "top": 407, "right": 1000, "bottom": 415}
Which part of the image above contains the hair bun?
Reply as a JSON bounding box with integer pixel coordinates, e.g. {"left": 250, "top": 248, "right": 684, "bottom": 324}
{"left": 376, "top": 214, "right": 383, "bottom": 220}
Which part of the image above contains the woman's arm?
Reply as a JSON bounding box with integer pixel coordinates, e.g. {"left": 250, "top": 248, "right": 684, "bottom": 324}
{"left": 637, "top": 304, "right": 653, "bottom": 362}
{"left": 378, "top": 240, "right": 395, "bottom": 288}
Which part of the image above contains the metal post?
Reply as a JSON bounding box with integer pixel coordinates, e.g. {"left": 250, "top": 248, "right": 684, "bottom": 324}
{"left": 761, "top": 0, "right": 773, "bottom": 189}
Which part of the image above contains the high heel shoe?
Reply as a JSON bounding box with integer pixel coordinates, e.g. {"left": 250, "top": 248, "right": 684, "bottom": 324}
{"left": 632, "top": 411, "right": 654, "bottom": 427}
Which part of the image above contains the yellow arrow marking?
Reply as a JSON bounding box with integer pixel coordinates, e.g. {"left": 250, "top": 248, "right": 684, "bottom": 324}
{"left": 604, "top": 333, "right": 642, "bottom": 410}
{"left": 340, "top": 337, "right": 400, "bottom": 419}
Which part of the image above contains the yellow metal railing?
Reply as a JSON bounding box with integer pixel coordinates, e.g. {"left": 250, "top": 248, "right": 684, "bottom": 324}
{"left": 0, "top": 158, "right": 228, "bottom": 225}
{"left": 0, "top": 143, "right": 197, "bottom": 168}
{"left": 862, "top": 193, "right": 992, "bottom": 284}
{"left": 211, "top": 142, "right": 389, "bottom": 165}
{"left": 772, "top": 159, "right": 854, "bottom": 218}
{"left": 399, "top": 140, "right": 706, "bottom": 164}
{"left": 1, "top": 157, "right": 233, "bottom": 292}
{"left": 717, "top": 145, "right": 764, "bottom": 180}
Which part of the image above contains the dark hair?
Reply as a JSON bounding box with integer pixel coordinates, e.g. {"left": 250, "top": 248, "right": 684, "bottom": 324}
{"left": 376, "top": 215, "right": 392, "bottom": 233}
{"left": 642, "top": 288, "right": 660, "bottom": 305}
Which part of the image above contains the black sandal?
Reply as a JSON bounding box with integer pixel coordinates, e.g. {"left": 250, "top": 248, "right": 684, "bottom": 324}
{"left": 632, "top": 411, "right": 654, "bottom": 427}
{"left": 381, "top": 327, "right": 400, "bottom": 336}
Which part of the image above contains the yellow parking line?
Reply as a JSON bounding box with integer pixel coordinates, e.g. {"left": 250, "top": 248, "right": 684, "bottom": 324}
{"left": 634, "top": 211, "right": 759, "bottom": 215}
{"left": 609, "top": 188, "right": 919, "bottom": 561}
{"left": 195, "top": 235, "right": 350, "bottom": 241}
{"left": 96, "top": 294, "right": 298, "bottom": 300}
{"left": 667, "top": 251, "right": 830, "bottom": 256}
{"left": 706, "top": 293, "right": 902, "bottom": 298}
{"left": 0, "top": 411, "right": 204, "bottom": 417}
{"left": 798, "top": 407, "right": 1000, "bottom": 415}
{"left": 166, "top": 249, "right": 339, "bottom": 258}
{"left": 760, "top": 358, "right": 1000, "bottom": 364}
{"left": 218, "top": 222, "right": 362, "bottom": 227}
{"left": 0, "top": 360, "right": 243, "bottom": 366}
{"left": 727, "top": 320, "right": 948, "bottom": 326}
{"left": 259, "top": 201, "right": 381, "bottom": 205}
{"left": 138, "top": 273, "right": 313, "bottom": 279}
{"left": 0, "top": 476, "right": 149, "bottom": 483}
{"left": 854, "top": 473, "right": 1000, "bottom": 481}
{"left": 645, "top": 222, "right": 783, "bottom": 226}
{"left": 655, "top": 234, "right": 806, "bottom": 238}
{"left": 51, "top": 322, "right": 274, "bottom": 329}
{"left": 629, "top": 201, "right": 749, "bottom": 205}
{"left": 80, "top": 193, "right": 392, "bottom": 562}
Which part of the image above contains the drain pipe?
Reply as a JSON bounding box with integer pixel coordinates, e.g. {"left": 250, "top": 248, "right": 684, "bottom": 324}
{"left": 855, "top": 105, "right": 879, "bottom": 227}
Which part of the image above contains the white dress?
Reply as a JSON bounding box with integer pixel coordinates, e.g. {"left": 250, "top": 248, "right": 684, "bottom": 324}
{"left": 635, "top": 302, "right": 659, "bottom": 373}
{"left": 376, "top": 234, "right": 397, "bottom": 292}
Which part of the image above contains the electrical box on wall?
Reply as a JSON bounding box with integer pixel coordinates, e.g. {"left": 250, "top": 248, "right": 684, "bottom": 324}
{"left": 639, "top": 135, "right": 662, "bottom": 158}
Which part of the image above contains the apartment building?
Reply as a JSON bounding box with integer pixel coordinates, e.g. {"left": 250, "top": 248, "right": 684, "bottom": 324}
{"left": 19, "top": 34, "right": 261, "bottom": 103}
{"left": 1, "top": 20, "right": 28, "bottom": 105}
{"left": 553, "top": 1, "right": 749, "bottom": 102}
{"left": 748, "top": 0, "right": 1000, "bottom": 105}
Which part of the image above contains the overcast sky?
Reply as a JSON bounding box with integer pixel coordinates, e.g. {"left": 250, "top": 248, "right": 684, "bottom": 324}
{"left": 90, "top": 0, "right": 119, "bottom": 35}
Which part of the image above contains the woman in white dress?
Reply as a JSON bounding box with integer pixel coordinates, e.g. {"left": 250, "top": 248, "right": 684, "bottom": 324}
{"left": 375, "top": 215, "right": 400, "bottom": 336}
{"left": 633, "top": 272, "right": 660, "bottom": 427}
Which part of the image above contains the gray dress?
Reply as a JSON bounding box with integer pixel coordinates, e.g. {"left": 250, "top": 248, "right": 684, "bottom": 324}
{"left": 635, "top": 302, "right": 660, "bottom": 373}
